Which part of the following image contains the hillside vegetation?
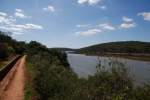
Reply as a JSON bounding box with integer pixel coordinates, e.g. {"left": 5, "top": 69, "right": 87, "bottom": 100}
{"left": 78, "top": 41, "right": 150, "bottom": 55}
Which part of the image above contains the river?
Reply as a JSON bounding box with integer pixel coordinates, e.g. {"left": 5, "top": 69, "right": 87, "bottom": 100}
{"left": 67, "top": 53, "right": 150, "bottom": 85}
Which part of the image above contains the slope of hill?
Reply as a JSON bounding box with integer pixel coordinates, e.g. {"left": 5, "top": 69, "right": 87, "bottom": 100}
{"left": 78, "top": 41, "right": 150, "bottom": 55}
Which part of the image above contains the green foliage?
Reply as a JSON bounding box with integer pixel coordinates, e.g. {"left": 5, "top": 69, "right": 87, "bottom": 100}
{"left": 13, "top": 41, "right": 27, "bottom": 54}
{"left": 0, "top": 43, "right": 15, "bottom": 59}
{"left": 83, "top": 61, "right": 133, "bottom": 100}
{"left": 132, "top": 85, "right": 150, "bottom": 100}
{"left": 0, "top": 31, "right": 27, "bottom": 59}
{"left": 26, "top": 41, "right": 75, "bottom": 100}
{"left": 24, "top": 63, "right": 37, "bottom": 100}
{"left": 0, "top": 31, "right": 12, "bottom": 42}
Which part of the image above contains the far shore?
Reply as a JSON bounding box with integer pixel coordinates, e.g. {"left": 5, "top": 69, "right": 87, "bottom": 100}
{"left": 81, "top": 53, "right": 150, "bottom": 61}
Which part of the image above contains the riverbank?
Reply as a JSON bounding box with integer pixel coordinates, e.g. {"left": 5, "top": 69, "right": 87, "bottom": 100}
{"left": 83, "top": 53, "right": 150, "bottom": 61}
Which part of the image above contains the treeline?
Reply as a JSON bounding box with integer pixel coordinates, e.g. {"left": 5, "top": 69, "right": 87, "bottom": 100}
{"left": 50, "top": 48, "right": 76, "bottom": 52}
{"left": 0, "top": 31, "right": 26, "bottom": 59}
{"left": 78, "top": 41, "right": 150, "bottom": 55}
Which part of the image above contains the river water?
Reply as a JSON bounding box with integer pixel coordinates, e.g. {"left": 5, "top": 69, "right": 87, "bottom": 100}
{"left": 67, "top": 53, "right": 150, "bottom": 85}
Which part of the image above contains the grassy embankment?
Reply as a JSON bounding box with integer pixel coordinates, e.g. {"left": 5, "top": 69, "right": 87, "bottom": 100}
{"left": 24, "top": 63, "right": 37, "bottom": 100}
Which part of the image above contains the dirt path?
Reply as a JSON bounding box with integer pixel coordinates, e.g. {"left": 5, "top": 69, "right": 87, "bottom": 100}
{"left": 1, "top": 55, "right": 26, "bottom": 100}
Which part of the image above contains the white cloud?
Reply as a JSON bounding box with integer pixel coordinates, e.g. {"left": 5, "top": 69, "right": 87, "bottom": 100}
{"left": 75, "top": 16, "right": 136, "bottom": 37}
{"left": 75, "top": 22, "right": 116, "bottom": 36}
{"left": 123, "top": 16, "right": 133, "bottom": 22}
{"left": 12, "top": 23, "right": 43, "bottom": 30}
{"left": 77, "top": 0, "right": 102, "bottom": 5}
{"left": 76, "top": 28, "right": 101, "bottom": 36}
{"left": 76, "top": 24, "right": 91, "bottom": 28}
{"left": 0, "top": 12, "right": 7, "bottom": 16}
{"left": 15, "top": 9, "right": 22, "bottom": 12}
{"left": 99, "top": 23, "right": 115, "bottom": 30}
{"left": 0, "top": 26, "right": 23, "bottom": 34}
{"left": 0, "top": 16, "right": 8, "bottom": 24}
{"left": 0, "top": 10, "right": 42, "bottom": 35}
{"left": 120, "top": 16, "right": 136, "bottom": 29}
{"left": 14, "top": 9, "right": 30, "bottom": 18}
{"left": 138, "top": 12, "right": 150, "bottom": 21}
{"left": 120, "top": 23, "right": 136, "bottom": 29}
{"left": 0, "top": 23, "right": 43, "bottom": 35}
{"left": 100, "top": 5, "right": 107, "bottom": 10}
{"left": 25, "top": 24, "right": 43, "bottom": 30}
{"left": 0, "top": 15, "right": 16, "bottom": 25}
{"left": 15, "top": 12, "right": 26, "bottom": 18}
{"left": 0, "top": 14, "right": 42, "bottom": 34}
{"left": 78, "top": 0, "right": 87, "bottom": 4}
{"left": 43, "top": 5, "right": 55, "bottom": 12}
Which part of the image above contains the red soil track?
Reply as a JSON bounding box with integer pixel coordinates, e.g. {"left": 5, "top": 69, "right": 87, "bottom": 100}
{"left": 0, "top": 55, "right": 26, "bottom": 100}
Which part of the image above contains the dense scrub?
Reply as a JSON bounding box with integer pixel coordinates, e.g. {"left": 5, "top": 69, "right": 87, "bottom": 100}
{"left": 26, "top": 41, "right": 77, "bottom": 100}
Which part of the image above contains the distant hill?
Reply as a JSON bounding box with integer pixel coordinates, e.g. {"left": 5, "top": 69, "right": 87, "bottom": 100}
{"left": 77, "top": 41, "right": 150, "bottom": 54}
{"left": 50, "top": 48, "right": 76, "bottom": 52}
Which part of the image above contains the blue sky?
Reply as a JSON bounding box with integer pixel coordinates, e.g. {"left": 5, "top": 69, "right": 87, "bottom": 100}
{"left": 0, "top": 0, "right": 150, "bottom": 48}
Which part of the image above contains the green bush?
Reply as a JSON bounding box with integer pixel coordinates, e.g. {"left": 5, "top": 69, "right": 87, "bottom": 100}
{"left": 0, "top": 43, "right": 14, "bottom": 59}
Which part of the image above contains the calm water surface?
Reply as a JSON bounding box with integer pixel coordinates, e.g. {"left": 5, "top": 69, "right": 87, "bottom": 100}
{"left": 67, "top": 53, "right": 150, "bottom": 85}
